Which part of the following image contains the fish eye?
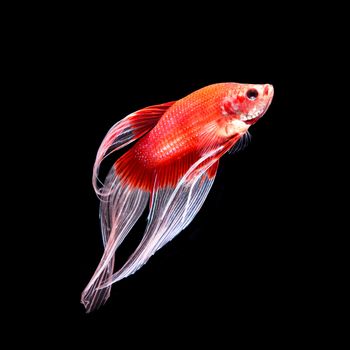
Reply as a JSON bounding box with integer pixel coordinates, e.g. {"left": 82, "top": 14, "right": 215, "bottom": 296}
{"left": 246, "top": 89, "right": 258, "bottom": 100}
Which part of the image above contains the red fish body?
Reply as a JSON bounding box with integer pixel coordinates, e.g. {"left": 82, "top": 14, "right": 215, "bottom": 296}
{"left": 137, "top": 85, "right": 225, "bottom": 165}
{"left": 82, "top": 82, "right": 274, "bottom": 312}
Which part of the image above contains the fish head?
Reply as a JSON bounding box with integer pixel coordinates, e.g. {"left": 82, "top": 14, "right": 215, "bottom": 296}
{"left": 218, "top": 83, "right": 274, "bottom": 138}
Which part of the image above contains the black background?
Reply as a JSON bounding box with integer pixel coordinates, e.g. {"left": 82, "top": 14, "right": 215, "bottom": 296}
{"left": 63, "top": 52, "right": 302, "bottom": 327}
{"left": 17, "top": 7, "right": 332, "bottom": 344}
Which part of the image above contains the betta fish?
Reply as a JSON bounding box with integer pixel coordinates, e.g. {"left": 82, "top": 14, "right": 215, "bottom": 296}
{"left": 81, "top": 82, "right": 274, "bottom": 312}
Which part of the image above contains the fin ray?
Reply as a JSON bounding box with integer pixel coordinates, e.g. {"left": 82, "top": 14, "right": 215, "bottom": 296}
{"left": 98, "top": 148, "right": 223, "bottom": 288}
{"left": 81, "top": 168, "right": 149, "bottom": 312}
{"left": 93, "top": 102, "right": 174, "bottom": 196}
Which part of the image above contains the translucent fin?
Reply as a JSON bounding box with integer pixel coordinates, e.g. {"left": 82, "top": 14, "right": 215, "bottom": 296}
{"left": 81, "top": 168, "right": 149, "bottom": 313}
{"left": 93, "top": 102, "right": 174, "bottom": 196}
{"left": 98, "top": 148, "right": 223, "bottom": 288}
{"left": 228, "top": 131, "right": 251, "bottom": 154}
{"left": 85, "top": 129, "right": 243, "bottom": 306}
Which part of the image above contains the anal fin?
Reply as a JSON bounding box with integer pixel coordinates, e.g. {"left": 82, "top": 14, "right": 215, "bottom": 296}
{"left": 98, "top": 148, "right": 222, "bottom": 288}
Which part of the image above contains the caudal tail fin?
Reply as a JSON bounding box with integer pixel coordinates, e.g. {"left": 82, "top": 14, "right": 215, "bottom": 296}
{"left": 82, "top": 102, "right": 174, "bottom": 312}
{"left": 81, "top": 163, "right": 149, "bottom": 312}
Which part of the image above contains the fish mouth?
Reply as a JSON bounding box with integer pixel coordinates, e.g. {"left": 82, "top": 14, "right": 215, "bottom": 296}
{"left": 241, "top": 113, "right": 261, "bottom": 125}
{"left": 240, "top": 106, "right": 266, "bottom": 125}
{"left": 244, "top": 118, "right": 260, "bottom": 126}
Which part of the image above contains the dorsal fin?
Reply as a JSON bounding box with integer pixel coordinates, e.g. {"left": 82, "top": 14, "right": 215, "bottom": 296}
{"left": 93, "top": 101, "right": 175, "bottom": 196}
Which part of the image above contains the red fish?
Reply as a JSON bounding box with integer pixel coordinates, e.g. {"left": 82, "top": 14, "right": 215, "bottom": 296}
{"left": 82, "top": 82, "right": 274, "bottom": 312}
